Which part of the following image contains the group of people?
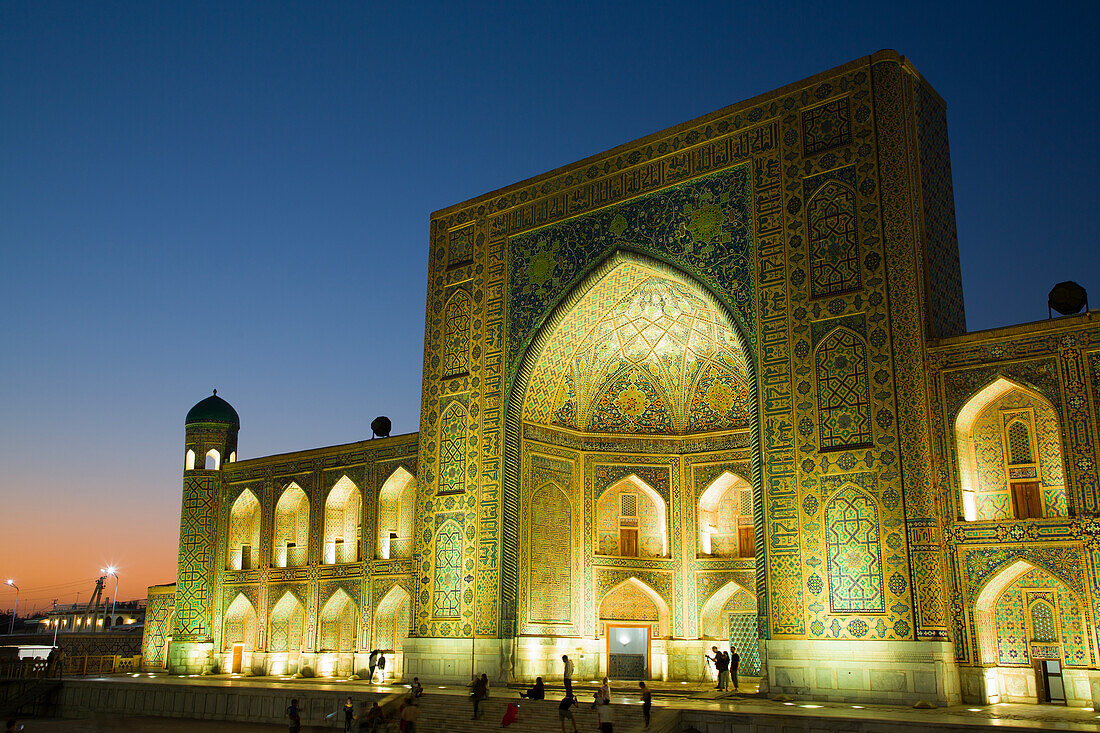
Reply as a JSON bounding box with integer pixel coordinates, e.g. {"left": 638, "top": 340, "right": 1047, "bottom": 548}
{"left": 707, "top": 646, "right": 740, "bottom": 691}
{"left": 286, "top": 678, "right": 426, "bottom": 733}
{"left": 366, "top": 649, "right": 388, "bottom": 684}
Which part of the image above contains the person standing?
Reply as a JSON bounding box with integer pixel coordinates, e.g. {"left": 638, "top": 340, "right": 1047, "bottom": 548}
{"left": 561, "top": 654, "right": 574, "bottom": 700}
{"left": 343, "top": 697, "right": 354, "bottom": 732}
{"left": 639, "top": 681, "right": 651, "bottom": 728}
{"left": 286, "top": 698, "right": 301, "bottom": 733}
{"left": 376, "top": 651, "right": 387, "bottom": 683}
{"left": 715, "top": 650, "right": 730, "bottom": 691}
{"left": 729, "top": 648, "right": 740, "bottom": 691}
{"left": 367, "top": 649, "right": 379, "bottom": 683}
{"left": 471, "top": 672, "right": 489, "bottom": 719}
{"left": 596, "top": 697, "right": 614, "bottom": 733}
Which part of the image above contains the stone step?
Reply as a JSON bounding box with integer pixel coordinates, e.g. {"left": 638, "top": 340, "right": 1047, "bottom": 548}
{"left": 397, "top": 695, "right": 660, "bottom": 733}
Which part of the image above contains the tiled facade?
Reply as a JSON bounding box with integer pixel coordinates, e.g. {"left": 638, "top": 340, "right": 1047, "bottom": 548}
{"left": 143, "top": 51, "right": 1100, "bottom": 706}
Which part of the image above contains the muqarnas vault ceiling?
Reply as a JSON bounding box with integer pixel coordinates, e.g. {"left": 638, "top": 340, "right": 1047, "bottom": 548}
{"left": 523, "top": 262, "right": 752, "bottom": 435}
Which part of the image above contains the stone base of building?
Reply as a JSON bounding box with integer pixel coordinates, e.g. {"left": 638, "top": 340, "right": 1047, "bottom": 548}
{"left": 402, "top": 637, "right": 511, "bottom": 683}
{"left": 959, "top": 664, "right": 1100, "bottom": 707}
{"left": 764, "top": 639, "right": 960, "bottom": 705}
{"left": 167, "top": 640, "right": 213, "bottom": 675}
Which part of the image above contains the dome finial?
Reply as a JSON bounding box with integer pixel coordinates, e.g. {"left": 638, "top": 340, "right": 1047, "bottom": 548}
{"left": 213, "top": 389, "right": 217, "bottom": 396}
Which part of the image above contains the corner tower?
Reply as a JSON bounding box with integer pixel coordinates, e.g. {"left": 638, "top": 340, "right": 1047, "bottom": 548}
{"left": 168, "top": 390, "right": 239, "bottom": 673}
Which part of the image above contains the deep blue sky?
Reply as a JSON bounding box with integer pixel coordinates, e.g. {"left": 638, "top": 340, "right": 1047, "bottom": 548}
{"left": 1, "top": 1, "right": 1097, "bottom": 605}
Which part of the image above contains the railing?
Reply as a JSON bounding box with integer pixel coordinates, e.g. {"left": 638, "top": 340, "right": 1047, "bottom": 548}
{"left": 273, "top": 546, "right": 308, "bottom": 568}
{"left": 228, "top": 547, "right": 260, "bottom": 570}
{"left": 380, "top": 536, "right": 413, "bottom": 559}
{"left": 60, "top": 655, "right": 142, "bottom": 676}
{"left": 324, "top": 542, "right": 359, "bottom": 564}
{"left": 0, "top": 658, "right": 52, "bottom": 680}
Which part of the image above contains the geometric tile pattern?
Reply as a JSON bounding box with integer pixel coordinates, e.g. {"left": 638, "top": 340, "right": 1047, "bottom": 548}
{"left": 815, "top": 328, "right": 872, "bottom": 450}
{"left": 432, "top": 518, "right": 463, "bottom": 619}
{"left": 807, "top": 181, "right": 860, "bottom": 297}
{"left": 993, "top": 568, "right": 1089, "bottom": 667}
{"left": 728, "top": 612, "right": 762, "bottom": 676}
{"left": 524, "top": 270, "right": 752, "bottom": 435}
{"left": 802, "top": 97, "right": 852, "bottom": 157}
{"left": 528, "top": 483, "right": 572, "bottom": 623}
{"left": 439, "top": 402, "right": 467, "bottom": 495}
{"left": 173, "top": 474, "right": 218, "bottom": 641}
{"left": 825, "top": 488, "right": 884, "bottom": 614}
{"left": 444, "top": 290, "right": 471, "bottom": 378}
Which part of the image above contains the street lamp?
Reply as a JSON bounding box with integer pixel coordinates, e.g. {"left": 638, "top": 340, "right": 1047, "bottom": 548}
{"left": 102, "top": 567, "right": 119, "bottom": 621}
{"left": 5, "top": 580, "right": 18, "bottom": 635}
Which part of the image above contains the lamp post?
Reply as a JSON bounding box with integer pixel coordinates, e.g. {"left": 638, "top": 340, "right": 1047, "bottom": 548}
{"left": 102, "top": 567, "right": 119, "bottom": 621}
{"left": 5, "top": 580, "right": 18, "bottom": 635}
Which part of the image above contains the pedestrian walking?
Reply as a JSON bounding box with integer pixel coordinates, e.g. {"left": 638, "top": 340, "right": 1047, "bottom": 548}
{"left": 368, "top": 649, "right": 379, "bottom": 683}
{"left": 400, "top": 698, "right": 420, "bottom": 733}
{"left": 557, "top": 694, "right": 579, "bottom": 733}
{"left": 639, "top": 681, "right": 651, "bottom": 728}
{"left": 562, "top": 654, "right": 574, "bottom": 699}
{"left": 343, "top": 697, "right": 354, "bottom": 732}
{"left": 596, "top": 697, "right": 614, "bottom": 733}
{"left": 286, "top": 698, "right": 301, "bottom": 733}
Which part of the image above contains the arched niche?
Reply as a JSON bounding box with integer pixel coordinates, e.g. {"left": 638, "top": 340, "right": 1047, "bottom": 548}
{"left": 598, "top": 577, "right": 671, "bottom": 639}
{"left": 698, "top": 471, "right": 753, "bottom": 557}
{"left": 955, "top": 377, "right": 1067, "bottom": 521}
{"left": 268, "top": 591, "right": 306, "bottom": 654}
{"left": 319, "top": 589, "right": 358, "bottom": 653}
{"left": 227, "top": 490, "right": 260, "bottom": 570}
{"left": 205, "top": 449, "right": 220, "bottom": 470}
{"left": 699, "top": 580, "right": 755, "bottom": 639}
{"left": 374, "top": 584, "right": 412, "bottom": 655}
{"left": 528, "top": 482, "right": 573, "bottom": 624}
{"left": 223, "top": 593, "right": 258, "bottom": 652}
{"left": 185, "top": 449, "right": 196, "bottom": 470}
{"left": 595, "top": 475, "right": 667, "bottom": 558}
{"left": 378, "top": 466, "right": 415, "bottom": 559}
{"left": 973, "top": 558, "right": 1090, "bottom": 668}
{"left": 324, "top": 475, "right": 361, "bottom": 564}
{"left": 274, "top": 483, "right": 309, "bottom": 568}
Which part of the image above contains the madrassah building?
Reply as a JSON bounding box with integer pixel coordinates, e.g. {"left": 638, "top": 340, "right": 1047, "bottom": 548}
{"left": 141, "top": 51, "right": 1100, "bottom": 707}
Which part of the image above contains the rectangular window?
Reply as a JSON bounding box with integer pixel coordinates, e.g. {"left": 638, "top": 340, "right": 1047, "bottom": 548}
{"left": 620, "top": 493, "right": 637, "bottom": 517}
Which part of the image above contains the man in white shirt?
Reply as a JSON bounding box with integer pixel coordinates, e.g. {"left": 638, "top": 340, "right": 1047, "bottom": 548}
{"left": 562, "top": 655, "right": 575, "bottom": 700}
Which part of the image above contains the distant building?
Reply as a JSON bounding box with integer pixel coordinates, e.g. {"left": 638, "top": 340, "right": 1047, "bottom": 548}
{"left": 35, "top": 600, "right": 145, "bottom": 635}
{"left": 142, "top": 51, "right": 1100, "bottom": 707}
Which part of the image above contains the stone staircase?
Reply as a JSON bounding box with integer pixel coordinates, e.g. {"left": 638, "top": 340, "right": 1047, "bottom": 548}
{"left": 399, "top": 694, "right": 679, "bottom": 733}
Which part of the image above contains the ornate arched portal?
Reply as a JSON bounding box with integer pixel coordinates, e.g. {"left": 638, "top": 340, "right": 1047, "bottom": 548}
{"left": 508, "top": 251, "right": 761, "bottom": 682}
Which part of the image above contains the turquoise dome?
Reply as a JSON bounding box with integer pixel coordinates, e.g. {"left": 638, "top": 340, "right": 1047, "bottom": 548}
{"left": 185, "top": 390, "right": 240, "bottom": 426}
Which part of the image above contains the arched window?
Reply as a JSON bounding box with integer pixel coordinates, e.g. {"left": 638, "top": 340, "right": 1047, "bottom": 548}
{"left": 378, "top": 467, "right": 415, "bottom": 559}
{"left": 323, "top": 476, "right": 361, "bottom": 564}
{"left": 319, "top": 589, "right": 358, "bottom": 653}
{"left": 205, "top": 449, "right": 221, "bottom": 470}
{"left": 815, "top": 328, "right": 872, "bottom": 450}
{"left": 529, "top": 483, "right": 572, "bottom": 623}
{"left": 185, "top": 449, "right": 196, "bottom": 470}
{"left": 697, "top": 471, "right": 753, "bottom": 557}
{"left": 432, "top": 520, "right": 462, "bottom": 619}
{"left": 824, "top": 487, "right": 884, "bottom": 614}
{"left": 439, "top": 402, "right": 467, "bottom": 495}
{"left": 595, "top": 475, "right": 667, "bottom": 558}
{"left": 807, "top": 180, "right": 860, "bottom": 297}
{"left": 1006, "top": 420, "right": 1033, "bottom": 465}
{"left": 955, "top": 378, "right": 1067, "bottom": 522}
{"left": 227, "top": 490, "right": 261, "bottom": 570}
{"left": 1030, "top": 599, "right": 1057, "bottom": 643}
{"left": 443, "top": 290, "right": 471, "bottom": 378}
{"left": 274, "top": 484, "right": 309, "bottom": 568}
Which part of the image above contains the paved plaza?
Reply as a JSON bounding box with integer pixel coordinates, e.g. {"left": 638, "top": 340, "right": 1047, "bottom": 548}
{"left": 14, "top": 674, "right": 1100, "bottom": 732}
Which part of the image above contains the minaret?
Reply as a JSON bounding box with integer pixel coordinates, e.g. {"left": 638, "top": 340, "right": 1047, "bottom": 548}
{"left": 168, "top": 390, "right": 239, "bottom": 673}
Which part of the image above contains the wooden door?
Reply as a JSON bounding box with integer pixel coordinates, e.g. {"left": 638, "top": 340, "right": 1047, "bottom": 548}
{"left": 1011, "top": 482, "right": 1042, "bottom": 519}
{"left": 231, "top": 644, "right": 243, "bottom": 674}
{"left": 738, "top": 526, "right": 755, "bottom": 557}
{"left": 620, "top": 528, "right": 639, "bottom": 557}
